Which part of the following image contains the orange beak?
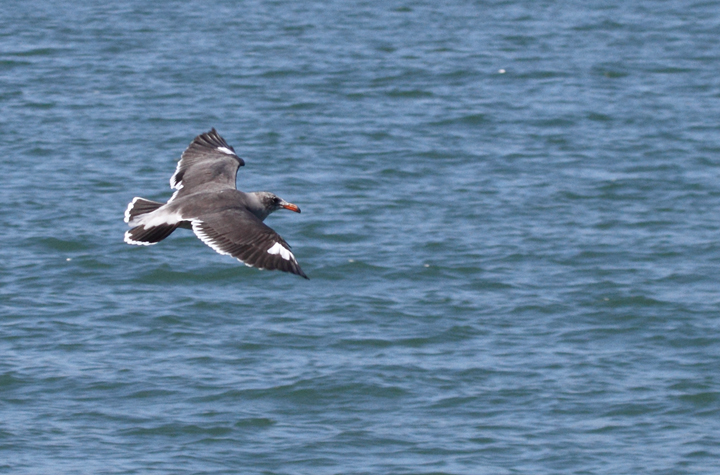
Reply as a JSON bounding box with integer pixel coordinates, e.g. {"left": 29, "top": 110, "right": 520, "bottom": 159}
{"left": 282, "top": 202, "right": 301, "bottom": 213}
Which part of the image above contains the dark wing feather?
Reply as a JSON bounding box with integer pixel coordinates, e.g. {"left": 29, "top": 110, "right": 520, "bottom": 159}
{"left": 169, "top": 129, "right": 245, "bottom": 198}
{"left": 190, "top": 208, "right": 308, "bottom": 279}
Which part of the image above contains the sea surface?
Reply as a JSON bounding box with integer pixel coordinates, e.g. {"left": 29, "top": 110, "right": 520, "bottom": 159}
{"left": 1, "top": 1, "right": 719, "bottom": 474}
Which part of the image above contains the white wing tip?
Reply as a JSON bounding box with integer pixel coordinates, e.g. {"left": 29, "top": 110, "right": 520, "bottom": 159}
{"left": 217, "top": 146, "right": 235, "bottom": 155}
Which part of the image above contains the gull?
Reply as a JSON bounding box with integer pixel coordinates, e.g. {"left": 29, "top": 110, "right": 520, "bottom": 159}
{"left": 123, "top": 128, "right": 307, "bottom": 278}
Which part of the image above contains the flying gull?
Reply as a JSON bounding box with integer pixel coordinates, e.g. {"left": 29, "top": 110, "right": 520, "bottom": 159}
{"left": 123, "top": 128, "right": 308, "bottom": 278}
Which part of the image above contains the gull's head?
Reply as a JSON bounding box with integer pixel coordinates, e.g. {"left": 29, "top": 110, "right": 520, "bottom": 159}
{"left": 252, "top": 191, "right": 301, "bottom": 220}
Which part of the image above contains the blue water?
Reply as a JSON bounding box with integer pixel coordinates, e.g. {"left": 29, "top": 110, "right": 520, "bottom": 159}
{"left": 2, "top": 1, "right": 720, "bottom": 473}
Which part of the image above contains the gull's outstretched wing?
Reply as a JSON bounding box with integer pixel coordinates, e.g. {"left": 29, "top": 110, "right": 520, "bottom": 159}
{"left": 190, "top": 208, "right": 308, "bottom": 279}
{"left": 169, "top": 128, "right": 245, "bottom": 199}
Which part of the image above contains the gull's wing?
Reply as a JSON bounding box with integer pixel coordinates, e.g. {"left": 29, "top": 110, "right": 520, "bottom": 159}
{"left": 190, "top": 208, "right": 308, "bottom": 279}
{"left": 169, "top": 128, "right": 245, "bottom": 199}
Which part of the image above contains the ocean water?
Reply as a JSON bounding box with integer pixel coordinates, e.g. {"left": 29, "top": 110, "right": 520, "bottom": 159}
{"left": 1, "top": 1, "right": 720, "bottom": 473}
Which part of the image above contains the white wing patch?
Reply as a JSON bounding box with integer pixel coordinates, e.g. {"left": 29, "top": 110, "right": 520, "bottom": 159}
{"left": 138, "top": 209, "right": 182, "bottom": 228}
{"left": 125, "top": 200, "right": 182, "bottom": 228}
{"left": 267, "top": 241, "right": 295, "bottom": 262}
{"left": 217, "top": 146, "right": 235, "bottom": 156}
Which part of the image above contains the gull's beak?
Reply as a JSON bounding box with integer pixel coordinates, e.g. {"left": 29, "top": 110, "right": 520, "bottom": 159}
{"left": 281, "top": 201, "right": 301, "bottom": 213}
